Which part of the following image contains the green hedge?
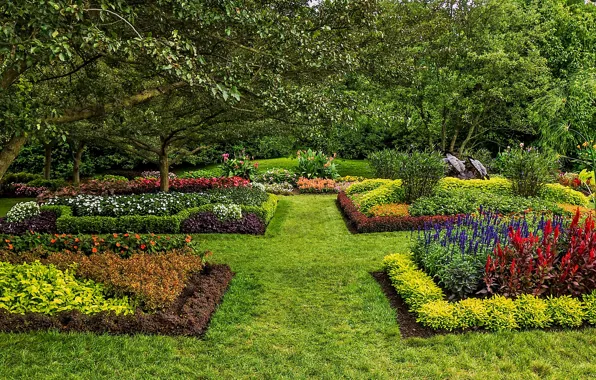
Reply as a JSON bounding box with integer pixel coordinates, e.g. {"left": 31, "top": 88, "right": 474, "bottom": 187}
{"left": 354, "top": 180, "right": 404, "bottom": 213}
{"left": 383, "top": 253, "right": 596, "bottom": 331}
{"left": 345, "top": 179, "right": 392, "bottom": 196}
{"left": 46, "top": 194, "right": 278, "bottom": 234}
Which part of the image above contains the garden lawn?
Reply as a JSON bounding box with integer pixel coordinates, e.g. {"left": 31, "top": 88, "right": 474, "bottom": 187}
{"left": 2, "top": 195, "right": 596, "bottom": 378}
{"left": 0, "top": 198, "right": 35, "bottom": 217}
{"left": 176, "top": 157, "right": 375, "bottom": 178}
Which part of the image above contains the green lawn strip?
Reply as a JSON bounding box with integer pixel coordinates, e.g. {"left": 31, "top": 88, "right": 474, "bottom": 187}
{"left": 174, "top": 158, "right": 375, "bottom": 178}
{"left": 0, "top": 198, "right": 35, "bottom": 217}
{"left": 1, "top": 195, "right": 596, "bottom": 378}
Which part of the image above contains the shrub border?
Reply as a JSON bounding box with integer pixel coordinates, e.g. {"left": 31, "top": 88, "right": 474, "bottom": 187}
{"left": 0, "top": 263, "right": 233, "bottom": 336}
{"left": 383, "top": 253, "right": 596, "bottom": 332}
{"left": 336, "top": 192, "right": 455, "bottom": 233}
{"left": 43, "top": 194, "right": 278, "bottom": 234}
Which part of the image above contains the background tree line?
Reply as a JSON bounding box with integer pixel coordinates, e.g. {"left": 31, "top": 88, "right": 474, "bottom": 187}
{"left": 1, "top": 0, "right": 595, "bottom": 190}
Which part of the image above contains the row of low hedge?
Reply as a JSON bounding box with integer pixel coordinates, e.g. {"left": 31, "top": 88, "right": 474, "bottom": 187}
{"left": 346, "top": 177, "right": 590, "bottom": 212}
{"left": 383, "top": 253, "right": 596, "bottom": 331}
{"left": 42, "top": 194, "right": 278, "bottom": 234}
{"left": 337, "top": 192, "right": 454, "bottom": 233}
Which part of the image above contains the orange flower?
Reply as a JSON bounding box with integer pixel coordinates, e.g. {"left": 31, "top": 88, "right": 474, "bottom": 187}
{"left": 116, "top": 243, "right": 121, "bottom": 247}
{"left": 140, "top": 244, "right": 147, "bottom": 250}
{"left": 75, "top": 238, "right": 80, "bottom": 243}
{"left": 135, "top": 234, "right": 141, "bottom": 240}
{"left": 50, "top": 239, "right": 56, "bottom": 244}
{"left": 92, "top": 247, "right": 98, "bottom": 253}
{"left": 73, "top": 245, "right": 78, "bottom": 250}
{"left": 124, "top": 233, "right": 130, "bottom": 237}
{"left": 113, "top": 233, "right": 119, "bottom": 238}
{"left": 8, "top": 244, "right": 13, "bottom": 250}
{"left": 150, "top": 241, "right": 156, "bottom": 246}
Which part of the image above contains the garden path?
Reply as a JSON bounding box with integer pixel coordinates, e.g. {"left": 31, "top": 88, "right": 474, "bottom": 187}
{"left": 2, "top": 195, "right": 596, "bottom": 378}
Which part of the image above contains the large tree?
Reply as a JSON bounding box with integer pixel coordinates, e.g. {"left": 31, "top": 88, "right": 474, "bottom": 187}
{"left": 1, "top": 0, "right": 377, "bottom": 181}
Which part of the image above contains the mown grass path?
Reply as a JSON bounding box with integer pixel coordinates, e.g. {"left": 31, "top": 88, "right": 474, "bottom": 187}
{"left": 1, "top": 195, "right": 596, "bottom": 379}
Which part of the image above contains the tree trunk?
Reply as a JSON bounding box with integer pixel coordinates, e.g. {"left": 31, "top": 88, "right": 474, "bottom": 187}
{"left": 0, "top": 134, "right": 27, "bottom": 181}
{"left": 459, "top": 124, "right": 476, "bottom": 154}
{"left": 43, "top": 143, "right": 53, "bottom": 180}
{"left": 159, "top": 153, "right": 169, "bottom": 192}
{"left": 449, "top": 128, "right": 459, "bottom": 153}
{"left": 441, "top": 106, "right": 447, "bottom": 152}
{"left": 72, "top": 142, "right": 85, "bottom": 186}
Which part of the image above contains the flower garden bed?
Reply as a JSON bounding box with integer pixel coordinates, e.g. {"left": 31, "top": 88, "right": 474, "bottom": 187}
{"left": 337, "top": 177, "right": 589, "bottom": 233}
{"left": 381, "top": 211, "right": 596, "bottom": 333}
{"left": 337, "top": 191, "right": 455, "bottom": 233}
{"left": 0, "top": 189, "right": 278, "bottom": 235}
{"left": 0, "top": 237, "right": 233, "bottom": 336}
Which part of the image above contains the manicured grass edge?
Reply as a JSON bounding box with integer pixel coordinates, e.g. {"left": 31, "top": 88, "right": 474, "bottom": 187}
{"left": 383, "top": 253, "right": 596, "bottom": 332}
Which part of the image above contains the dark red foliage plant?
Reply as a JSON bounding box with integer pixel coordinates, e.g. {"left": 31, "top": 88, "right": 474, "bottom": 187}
{"left": 484, "top": 210, "right": 596, "bottom": 297}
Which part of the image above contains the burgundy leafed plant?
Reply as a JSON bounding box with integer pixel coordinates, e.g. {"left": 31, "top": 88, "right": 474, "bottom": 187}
{"left": 485, "top": 210, "right": 596, "bottom": 297}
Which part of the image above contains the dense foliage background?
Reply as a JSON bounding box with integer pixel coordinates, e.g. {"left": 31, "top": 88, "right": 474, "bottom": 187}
{"left": 2, "top": 0, "right": 595, "bottom": 182}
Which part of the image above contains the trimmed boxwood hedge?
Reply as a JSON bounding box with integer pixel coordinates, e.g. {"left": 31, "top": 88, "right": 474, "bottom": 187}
{"left": 383, "top": 253, "right": 596, "bottom": 332}
{"left": 45, "top": 194, "right": 278, "bottom": 234}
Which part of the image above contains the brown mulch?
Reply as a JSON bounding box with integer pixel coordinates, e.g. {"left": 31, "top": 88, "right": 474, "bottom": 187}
{"left": 371, "top": 271, "right": 439, "bottom": 339}
{"left": 0, "top": 264, "right": 233, "bottom": 337}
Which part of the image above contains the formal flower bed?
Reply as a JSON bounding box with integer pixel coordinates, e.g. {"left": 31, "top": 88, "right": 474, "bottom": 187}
{"left": 0, "top": 244, "right": 232, "bottom": 336}
{"left": 383, "top": 210, "right": 596, "bottom": 332}
{"left": 339, "top": 176, "right": 588, "bottom": 233}
{"left": 2, "top": 185, "right": 278, "bottom": 235}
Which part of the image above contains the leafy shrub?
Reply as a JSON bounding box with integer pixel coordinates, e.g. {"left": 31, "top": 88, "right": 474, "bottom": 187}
{"left": 213, "top": 204, "right": 242, "bottom": 221}
{"left": 45, "top": 251, "right": 204, "bottom": 311}
{"left": 483, "top": 296, "right": 518, "bottom": 331}
{"left": 0, "top": 232, "right": 197, "bottom": 256}
{"left": 0, "top": 211, "right": 57, "bottom": 235}
{"left": 296, "top": 149, "right": 339, "bottom": 179}
{"left": 221, "top": 152, "right": 258, "bottom": 179}
{"left": 345, "top": 179, "right": 391, "bottom": 196}
{"left": 437, "top": 177, "right": 512, "bottom": 195}
{"left": 27, "top": 178, "right": 67, "bottom": 191}
{"left": 1, "top": 172, "right": 43, "bottom": 185}
{"left": 497, "top": 145, "right": 559, "bottom": 197}
{"left": 383, "top": 253, "right": 444, "bottom": 312}
{"left": 208, "top": 186, "right": 268, "bottom": 206}
{"left": 539, "top": 183, "right": 589, "bottom": 206}
{"left": 409, "top": 189, "right": 564, "bottom": 217}
{"left": 455, "top": 298, "right": 488, "bottom": 329}
{"left": 297, "top": 177, "right": 338, "bottom": 193}
{"left": 369, "top": 150, "right": 446, "bottom": 203}
{"left": 582, "top": 291, "right": 596, "bottom": 325}
{"left": 369, "top": 203, "right": 409, "bottom": 217}
{"left": 355, "top": 180, "right": 404, "bottom": 213}
{"left": 6, "top": 201, "right": 40, "bottom": 223}
{"left": 0, "top": 261, "right": 133, "bottom": 315}
{"left": 179, "top": 168, "right": 224, "bottom": 179}
{"left": 367, "top": 149, "right": 401, "bottom": 179}
{"left": 92, "top": 174, "right": 129, "bottom": 181}
{"left": 253, "top": 168, "right": 298, "bottom": 185}
{"left": 514, "top": 294, "right": 551, "bottom": 329}
{"left": 547, "top": 296, "right": 585, "bottom": 328}
{"left": 416, "top": 300, "right": 460, "bottom": 331}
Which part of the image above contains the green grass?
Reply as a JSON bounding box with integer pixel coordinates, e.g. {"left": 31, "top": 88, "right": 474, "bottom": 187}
{"left": 2, "top": 195, "right": 596, "bottom": 378}
{"left": 0, "top": 198, "right": 35, "bottom": 217}
{"left": 175, "top": 157, "right": 375, "bottom": 178}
